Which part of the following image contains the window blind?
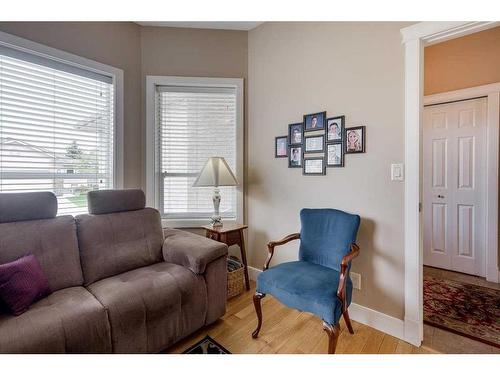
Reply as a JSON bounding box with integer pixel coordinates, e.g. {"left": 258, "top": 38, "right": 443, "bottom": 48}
{"left": 157, "top": 85, "right": 237, "bottom": 220}
{"left": 0, "top": 46, "right": 114, "bottom": 216}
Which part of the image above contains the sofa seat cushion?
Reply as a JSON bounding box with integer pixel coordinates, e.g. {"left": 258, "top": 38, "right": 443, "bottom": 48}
{"left": 87, "top": 262, "right": 208, "bottom": 353}
{"left": 256, "top": 261, "right": 352, "bottom": 325}
{"left": 0, "top": 287, "right": 111, "bottom": 353}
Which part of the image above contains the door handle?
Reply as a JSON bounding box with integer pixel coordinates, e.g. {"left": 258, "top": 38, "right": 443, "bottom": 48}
{"left": 437, "top": 195, "right": 445, "bottom": 198}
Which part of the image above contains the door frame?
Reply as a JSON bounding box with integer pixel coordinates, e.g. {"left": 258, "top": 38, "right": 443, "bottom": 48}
{"left": 400, "top": 21, "right": 500, "bottom": 346}
{"left": 424, "top": 84, "right": 500, "bottom": 281}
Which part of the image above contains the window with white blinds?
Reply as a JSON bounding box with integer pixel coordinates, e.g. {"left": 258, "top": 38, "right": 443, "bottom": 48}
{"left": 156, "top": 85, "right": 238, "bottom": 220}
{"left": 0, "top": 45, "right": 115, "bottom": 216}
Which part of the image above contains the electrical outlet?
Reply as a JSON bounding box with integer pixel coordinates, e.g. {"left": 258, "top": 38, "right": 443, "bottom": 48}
{"left": 351, "top": 272, "right": 361, "bottom": 290}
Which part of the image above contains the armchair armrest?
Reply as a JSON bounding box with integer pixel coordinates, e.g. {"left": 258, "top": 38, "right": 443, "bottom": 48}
{"left": 337, "top": 243, "right": 360, "bottom": 306}
{"left": 162, "top": 228, "right": 228, "bottom": 274}
{"left": 264, "top": 233, "right": 300, "bottom": 270}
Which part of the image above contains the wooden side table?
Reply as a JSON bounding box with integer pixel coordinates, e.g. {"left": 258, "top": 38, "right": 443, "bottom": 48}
{"left": 203, "top": 223, "right": 250, "bottom": 291}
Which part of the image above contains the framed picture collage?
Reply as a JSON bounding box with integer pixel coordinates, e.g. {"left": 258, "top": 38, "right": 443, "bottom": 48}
{"left": 274, "top": 111, "right": 365, "bottom": 175}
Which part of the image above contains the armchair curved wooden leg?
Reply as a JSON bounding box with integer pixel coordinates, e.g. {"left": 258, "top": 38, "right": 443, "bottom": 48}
{"left": 322, "top": 321, "right": 341, "bottom": 354}
{"left": 343, "top": 309, "right": 354, "bottom": 334}
{"left": 252, "top": 293, "right": 266, "bottom": 338}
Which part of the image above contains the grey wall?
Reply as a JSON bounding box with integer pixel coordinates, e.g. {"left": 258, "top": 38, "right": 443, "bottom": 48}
{"left": 139, "top": 26, "right": 248, "bottom": 190}
{"left": 0, "top": 22, "right": 249, "bottom": 192}
{"left": 0, "top": 22, "right": 142, "bottom": 188}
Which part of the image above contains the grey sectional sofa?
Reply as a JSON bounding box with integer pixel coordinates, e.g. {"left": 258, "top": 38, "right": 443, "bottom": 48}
{"left": 0, "top": 190, "right": 228, "bottom": 353}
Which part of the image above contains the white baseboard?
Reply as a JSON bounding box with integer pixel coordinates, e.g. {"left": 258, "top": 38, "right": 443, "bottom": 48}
{"left": 247, "top": 266, "right": 406, "bottom": 342}
{"left": 349, "top": 303, "right": 404, "bottom": 341}
{"left": 486, "top": 266, "right": 500, "bottom": 283}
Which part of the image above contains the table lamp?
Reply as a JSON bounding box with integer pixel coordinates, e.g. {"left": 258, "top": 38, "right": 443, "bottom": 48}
{"left": 192, "top": 157, "right": 238, "bottom": 227}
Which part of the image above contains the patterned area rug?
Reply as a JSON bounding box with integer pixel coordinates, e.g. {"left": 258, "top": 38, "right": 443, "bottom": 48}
{"left": 423, "top": 275, "right": 500, "bottom": 348}
{"left": 182, "top": 336, "right": 230, "bottom": 354}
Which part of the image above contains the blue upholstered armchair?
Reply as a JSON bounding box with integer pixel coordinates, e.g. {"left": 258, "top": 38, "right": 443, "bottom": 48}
{"left": 252, "top": 208, "right": 361, "bottom": 354}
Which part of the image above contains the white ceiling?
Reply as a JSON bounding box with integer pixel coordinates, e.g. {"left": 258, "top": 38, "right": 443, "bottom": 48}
{"left": 135, "top": 22, "right": 263, "bottom": 31}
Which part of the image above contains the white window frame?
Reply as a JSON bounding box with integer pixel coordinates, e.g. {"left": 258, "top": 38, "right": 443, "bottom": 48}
{"left": 146, "top": 76, "right": 244, "bottom": 228}
{"left": 0, "top": 30, "right": 124, "bottom": 190}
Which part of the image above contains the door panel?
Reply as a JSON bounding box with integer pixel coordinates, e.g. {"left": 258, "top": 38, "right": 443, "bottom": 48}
{"left": 423, "top": 97, "right": 486, "bottom": 276}
{"left": 458, "top": 136, "right": 474, "bottom": 189}
{"left": 432, "top": 139, "right": 447, "bottom": 188}
{"left": 431, "top": 203, "right": 447, "bottom": 253}
{"left": 457, "top": 204, "right": 473, "bottom": 257}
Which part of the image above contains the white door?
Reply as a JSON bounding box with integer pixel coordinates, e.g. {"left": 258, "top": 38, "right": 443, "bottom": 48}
{"left": 423, "top": 97, "right": 487, "bottom": 276}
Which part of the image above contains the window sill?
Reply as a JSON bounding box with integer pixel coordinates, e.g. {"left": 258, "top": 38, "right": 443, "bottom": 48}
{"left": 162, "top": 218, "right": 238, "bottom": 229}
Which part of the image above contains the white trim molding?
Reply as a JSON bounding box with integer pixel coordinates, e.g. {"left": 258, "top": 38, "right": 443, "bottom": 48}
{"left": 401, "top": 21, "right": 500, "bottom": 46}
{"left": 145, "top": 75, "right": 244, "bottom": 228}
{"left": 400, "top": 22, "right": 500, "bottom": 347}
{"left": 247, "top": 266, "right": 406, "bottom": 342}
{"left": 0, "top": 30, "right": 125, "bottom": 189}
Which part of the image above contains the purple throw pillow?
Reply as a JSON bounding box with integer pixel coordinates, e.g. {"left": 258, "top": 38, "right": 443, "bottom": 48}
{"left": 0, "top": 254, "right": 51, "bottom": 315}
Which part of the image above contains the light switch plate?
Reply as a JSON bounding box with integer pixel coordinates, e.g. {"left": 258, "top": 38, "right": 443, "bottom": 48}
{"left": 351, "top": 272, "right": 361, "bottom": 290}
{"left": 391, "top": 163, "right": 404, "bottom": 181}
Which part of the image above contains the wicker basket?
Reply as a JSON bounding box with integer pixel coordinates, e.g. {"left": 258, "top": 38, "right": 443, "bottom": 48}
{"left": 227, "top": 260, "right": 245, "bottom": 299}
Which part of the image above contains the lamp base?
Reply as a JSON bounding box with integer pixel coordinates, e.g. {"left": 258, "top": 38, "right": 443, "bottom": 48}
{"left": 211, "top": 187, "right": 223, "bottom": 227}
{"left": 210, "top": 215, "right": 223, "bottom": 227}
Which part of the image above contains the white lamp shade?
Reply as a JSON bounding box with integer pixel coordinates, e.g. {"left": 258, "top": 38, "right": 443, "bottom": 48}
{"left": 192, "top": 157, "right": 238, "bottom": 187}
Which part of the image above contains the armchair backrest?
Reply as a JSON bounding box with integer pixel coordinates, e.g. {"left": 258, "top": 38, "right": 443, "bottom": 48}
{"left": 299, "top": 208, "right": 360, "bottom": 271}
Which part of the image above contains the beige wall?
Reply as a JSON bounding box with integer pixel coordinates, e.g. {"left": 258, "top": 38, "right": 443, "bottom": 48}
{"left": 0, "top": 21, "right": 417, "bottom": 319}
{"left": 248, "top": 22, "right": 411, "bottom": 319}
{"left": 424, "top": 26, "right": 500, "bottom": 95}
{"left": 0, "top": 22, "right": 143, "bottom": 188}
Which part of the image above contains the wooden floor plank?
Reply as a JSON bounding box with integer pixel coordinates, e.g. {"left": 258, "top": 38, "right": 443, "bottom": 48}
{"left": 378, "top": 334, "right": 400, "bottom": 354}
{"left": 166, "top": 282, "right": 491, "bottom": 354}
{"left": 360, "top": 327, "right": 385, "bottom": 354}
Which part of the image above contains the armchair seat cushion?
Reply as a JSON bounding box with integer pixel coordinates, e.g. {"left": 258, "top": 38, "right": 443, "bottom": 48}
{"left": 256, "top": 261, "right": 352, "bottom": 325}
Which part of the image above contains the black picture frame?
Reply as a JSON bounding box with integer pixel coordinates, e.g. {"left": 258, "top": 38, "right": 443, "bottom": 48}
{"left": 275, "top": 136, "right": 288, "bottom": 158}
{"left": 326, "top": 142, "right": 344, "bottom": 167}
{"left": 304, "top": 134, "right": 325, "bottom": 153}
{"left": 303, "top": 157, "right": 326, "bottom": 176}
{"left": 288, "top": 122, "right": 304, "bottom": 145}
{"left": 326, "top": 115, "right": 345, "bottom": 143}
{"left": 345, "top": 126, "right": 366, "bottom": 154}
{"left": 288, "top": 146, "right": 302, "bottom": 168}
{"left": 303, "top": 111, "right": 326, "bottom": 132}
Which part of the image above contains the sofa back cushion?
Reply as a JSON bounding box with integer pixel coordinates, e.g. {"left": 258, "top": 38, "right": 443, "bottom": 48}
{"left": 0, "top": 216, "right": 84, "bottom": 291}
{"left": 76, "top": 208, "right": 164, "bottom": 285}
{"left": 87, "top": 189, "right": 146, "bottom": 215}
{"left": 0, "top": 191, "right": 58, "bottom": 224}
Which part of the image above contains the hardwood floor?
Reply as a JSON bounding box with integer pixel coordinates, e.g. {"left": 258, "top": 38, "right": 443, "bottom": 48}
{"left": 168, "top": 282, "right": 438, "bottom": 354}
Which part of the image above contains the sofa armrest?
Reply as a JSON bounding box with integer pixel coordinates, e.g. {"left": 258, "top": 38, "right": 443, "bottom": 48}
{"left": 162, "top": 228, "right": 228, "bottom": 274}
